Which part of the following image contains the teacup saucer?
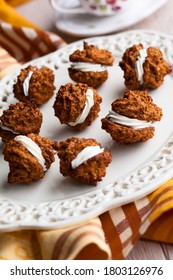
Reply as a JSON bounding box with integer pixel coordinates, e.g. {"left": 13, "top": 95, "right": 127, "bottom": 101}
{"left": 54, "top": 0, "right": 167, "bottom": 37}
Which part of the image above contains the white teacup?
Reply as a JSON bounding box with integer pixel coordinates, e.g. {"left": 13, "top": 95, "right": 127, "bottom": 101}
{"left": 50, "top": 0, "right": 132, "bottom": 17}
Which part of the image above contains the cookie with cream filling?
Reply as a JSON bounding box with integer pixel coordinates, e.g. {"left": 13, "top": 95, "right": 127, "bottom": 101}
{"left": 101, "top": 90, "right": 163, "bottom": 144}
{"left": 68, "top": 42, "right": 114, "bottom": 88}
{"left": 13, "top": 65, "right": 55, "bottom": 105}
{"left": 3, "top": 133, "right": 55, "bottom": 184}
{"left": 53, "top": 83, "right": 102, "bottom": 130}
{"left": 119, "top": 44, "right": 171, "bottom": 90}
{"left": 0, "top": 101, "right": 42, "bottom": 143}
{"left": 54, "top": 137, "right": 112, "bottom": 185}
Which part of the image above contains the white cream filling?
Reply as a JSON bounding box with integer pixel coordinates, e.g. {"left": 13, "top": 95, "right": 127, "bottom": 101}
{"left": 135, "top": 48, "right": 148, "bottom": 84}
{"left": 0, "top": 124, "right": 19, "bottom": 134}
{"left": 23, "top": 71, "right": 33, "bottom": 96}
{"left": 70, "top": 62, "right": 107, "bottom": 72}
{"left": 71, "top": 146, "right": 104, "bottom": 169}
{"left": 69, "top": 88, "right": 94, "bottom": 126}
{"left": 107, "top": 110, "right": 153, "bottom": 129}
{"left": 14, "top": 135, "right": 47, "bottom": 171}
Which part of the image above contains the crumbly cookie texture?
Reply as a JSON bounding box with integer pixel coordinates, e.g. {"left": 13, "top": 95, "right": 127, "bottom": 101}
{"left": 54, "top": 137, "right": 112, "bottom": 185}
{"left": 68, "top": 69, "right": 108, "bottom": 89}
{"left": 13, "top": 65, "right": 55, "bottom": 105}
{"left": 101, "top": 90, "right": 162, "bottom": 144}
{"left": 0, "top": 101, "right": 42, "bottom": 143}
{"left": 68, "top": 42, "right": 114, "bottom": 88}
{"left": 53, "top": 83, "right": 102, "bottom": 130}
{"left": 119, "top": 44, "right": 171, "bottom": 90}
{"left": 112, "top": 90, "right": 162, "bottom": 122}
{"left": 102, "top": 119, "right": 155, "bottom": 144}
{"left": 69, "top": 42, "right": 114, "bottom": 65}
{"left": 3, "top": 133, "right": 55, "bottom": 184}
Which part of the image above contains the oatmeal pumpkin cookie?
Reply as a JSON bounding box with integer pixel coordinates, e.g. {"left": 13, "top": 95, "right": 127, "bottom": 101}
{"left": 3, "top": 133, "right": 55, "bottom": 184}
{"left": 0, "top": 101, "right": 42, "bottom": 143}
{"left": 119, "top": 44, "right": 171, "bottom": 90}
{"left": 54, "top": 137, "right": 112, "bottom": 185}
{"left": 101, "top": 90, "right": 163, "bottom": 144}
{"left": 68, "top": 42, "right": 114, "bottom": 88}
{"left": 13, "top": 65, "right": 55, "bottom": 105}
{"left": 53, "top": 83, "right": 102, "bottom": 130}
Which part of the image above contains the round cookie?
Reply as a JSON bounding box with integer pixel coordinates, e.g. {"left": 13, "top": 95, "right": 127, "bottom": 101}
{"left": 54, "top": 137, "right": 112, "bottom": 185}
{"left": 3, "top": 133, "right": 55, "bottom": 184}
{"left": 53, "top": 83, "right": 102, "bottom": 130}
{"left": 13, "top": 65, "right": 55, "bottom": 105}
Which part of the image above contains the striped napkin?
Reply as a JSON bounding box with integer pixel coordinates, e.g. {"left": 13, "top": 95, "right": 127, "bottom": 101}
{"left": 0, "top": 0, "right": 173, "bottom": 260}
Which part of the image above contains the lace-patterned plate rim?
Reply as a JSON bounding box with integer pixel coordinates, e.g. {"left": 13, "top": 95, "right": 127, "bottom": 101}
{"left": 0, "top": 29, "right": 173, "bottom": 231}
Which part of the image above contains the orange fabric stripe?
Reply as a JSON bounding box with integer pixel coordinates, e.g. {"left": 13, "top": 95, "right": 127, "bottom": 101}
{"left": 46, "top": 31, "right": 66, "bottom": 50}
{"left": 149, "top": 185, "right": 173, "bottom": 206}
{"left": 0, "top": 23, "right": 65, "bottom": 63}
{"left": 5, "top": 0, "right": 31, "bottom": 6}
{"left": 122, "top": 203, "right": 141, "bottom": 236}
{"left": 52, "top": 222, "right": 103, "bottom": 260}
{"left": 138, "top": 203, "right": 151, "bottom": 218}
{"left": 115, "top": 218, "right": 129, "bottom": 234}
{"left": 167, "top": 217, "right": 173, "bottom": 242}
{"left": 52, "top": 228, "right": 74, "bottom": 260}
{"left": 0, "top": 25, "right": 33, "bottom": 61}
{"left": 14, "top": 28, "right": 47, "bottom": 61}
{"left": 75, "top": 243, "right": 109, "bottom": 260}
{"left": 64, "top": 231, "right": 105, "bottom": 260}
{"left": 35, "top": 30, "right": 62, "bottom": 53}
{"left": 0, "top": 33, "right": 18, "bottom": 60}
{"left": 153, "top": 214, "right": 173, "bottom": 241}
{"left": 149, "top": 195, "right": 173, "bottom": 227}
{"left": 100, "top": 212, "right": 124, "bottom": 259}
{"left": 143, "top": 209, "right": 173, "bottom": 243}
{"left": 151, "top": 196, "right": 173, "bottom": 213}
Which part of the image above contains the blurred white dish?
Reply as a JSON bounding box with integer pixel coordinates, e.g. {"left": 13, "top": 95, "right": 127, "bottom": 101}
{"left": 51, "top": 0, "right": 136, "bottom": 17}
{"left": 54, "top": 0, "right": 167, "bottom": 37}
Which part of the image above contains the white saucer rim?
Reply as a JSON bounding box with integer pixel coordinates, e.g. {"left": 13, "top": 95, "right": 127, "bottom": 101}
{"left": 54, "top": 0, "right": 168, "bottom": 37}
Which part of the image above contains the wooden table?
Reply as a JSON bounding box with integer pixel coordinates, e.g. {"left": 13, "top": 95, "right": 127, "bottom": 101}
{"left": 16, "top": 0, "right": 173, "bottom": 260}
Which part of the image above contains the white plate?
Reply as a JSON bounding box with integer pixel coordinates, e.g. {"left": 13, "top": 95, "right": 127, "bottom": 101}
{"left": 54, "top": 0, "right": 167, "bottom": 37}
{"left": 1, "top": 30, "right": 173, "bottom": 231}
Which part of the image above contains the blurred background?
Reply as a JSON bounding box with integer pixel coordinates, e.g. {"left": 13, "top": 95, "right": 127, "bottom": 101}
{"left": 15, "top": 0, "right": 172, "bottom": 43}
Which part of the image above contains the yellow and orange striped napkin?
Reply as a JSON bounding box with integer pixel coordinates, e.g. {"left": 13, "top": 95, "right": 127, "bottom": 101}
{"left": 0, "top": 0, "right": 173, "bottom": 260}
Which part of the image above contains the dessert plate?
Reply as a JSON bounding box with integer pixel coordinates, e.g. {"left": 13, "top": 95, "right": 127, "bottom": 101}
{"left": 0, "top": 30, "right": 173, "bottom": 231}
{"left": 54, "top": 0, "right": 168, "bottom": 37}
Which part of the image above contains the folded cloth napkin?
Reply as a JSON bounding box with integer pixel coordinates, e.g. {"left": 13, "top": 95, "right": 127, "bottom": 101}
{"left": 0, "top": 1, "right": 173, "bottom": 260}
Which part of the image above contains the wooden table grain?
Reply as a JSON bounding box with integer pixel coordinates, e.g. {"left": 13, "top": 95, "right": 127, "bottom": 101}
{"left": 16, "top": 0, "right": 173, "bottom": 260}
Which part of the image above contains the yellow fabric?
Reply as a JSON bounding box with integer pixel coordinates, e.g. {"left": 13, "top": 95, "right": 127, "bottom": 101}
{"left": 0, "top": 180, "right": 173, "bottom": 260}
{"left": 0, "top": 0, "right": 39, "bottom": 28}
{"left": 143, "top": 180, "right": 173, "bottom": 242}
{"left": 143, "top": 209, "right": 173, "bottom": 243}
{"left": 5, "top": 0, "right": 31, "bottom": 7}
{"left": 0, "top": 231, "right": 41, "bottom": 260}
{"left": 148, "top": 180, "right": 173, "bottom": 223}
{"left": 37, "top": 218, "right": 111, "bottom": 260}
